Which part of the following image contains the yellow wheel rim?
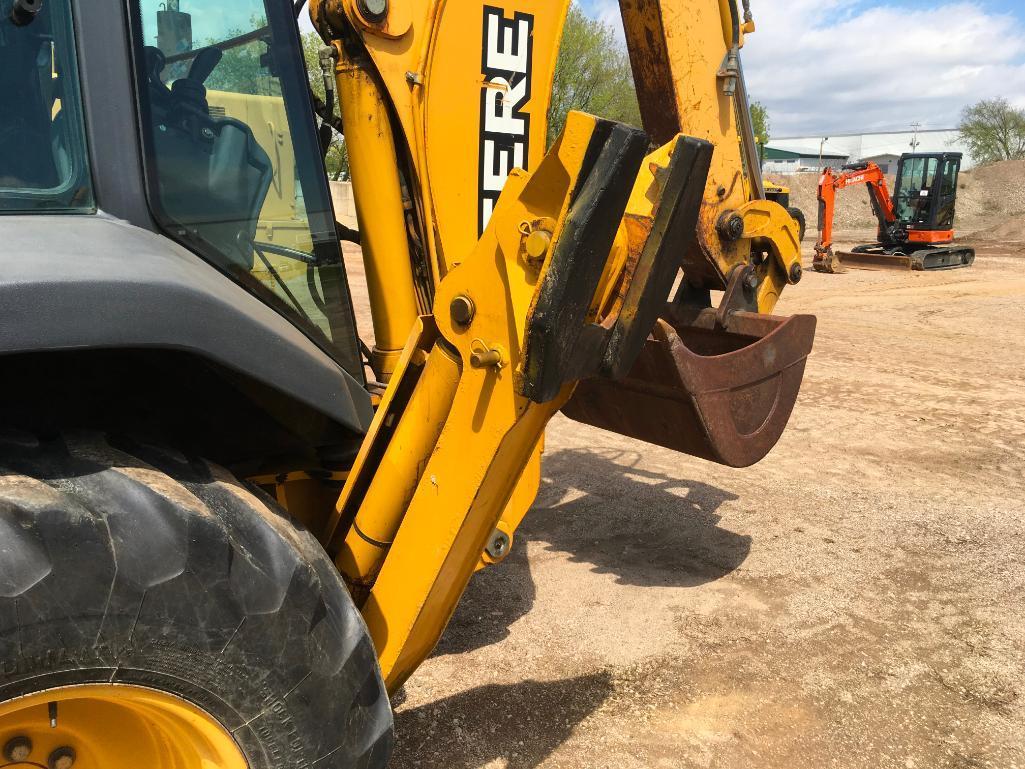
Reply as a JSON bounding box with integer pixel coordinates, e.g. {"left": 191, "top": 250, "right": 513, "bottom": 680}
{"left": 0, "top": 684, "right": 247, "bottom": 769}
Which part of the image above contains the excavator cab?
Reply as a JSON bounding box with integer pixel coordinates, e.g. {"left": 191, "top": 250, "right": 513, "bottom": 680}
{"left": 892, "top": 152, "right": 962, "bottom": 235}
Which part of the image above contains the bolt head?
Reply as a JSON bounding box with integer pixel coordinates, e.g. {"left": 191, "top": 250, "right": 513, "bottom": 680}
{"left": 716, "top": 211, "right": 745, "bottom": 242}
{"left": 486, "top": 529, "right": 511, "bottom": 559}
{"left": 449, "top": 295, "right": 475, "bottom": 327}
{"left": 4, "top": 736, "right": 32, "bottom": 762}
{"left": 357, "top": 0, "right": 388, "bottom": 21}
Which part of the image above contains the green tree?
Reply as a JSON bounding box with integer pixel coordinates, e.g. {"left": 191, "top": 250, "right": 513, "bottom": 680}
{"left": 750, "top": 101, "right": 769, "bottom": 146}
{"left": 958, "top": 98, "right": 1025, "bottom": 164}
{"left": 301, "top": 31, "right": 349, "bottom": 180}
{"left": 204, "top": 37, "right": 273, "bottom": 96}
{"left": 547, "top": 5, "right": 641, "bottom": 147}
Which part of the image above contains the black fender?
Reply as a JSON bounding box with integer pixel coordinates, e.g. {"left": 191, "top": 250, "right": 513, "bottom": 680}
{"left": 0, "top": 215, "right": 372, "bottom": 469}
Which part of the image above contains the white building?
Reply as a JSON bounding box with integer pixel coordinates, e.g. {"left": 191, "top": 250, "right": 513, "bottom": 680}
{"left": 766, "top": 129, "right": 973, "bottom": 173}
{"left": 761, "top": 145, "right": 849, "bottom": 174}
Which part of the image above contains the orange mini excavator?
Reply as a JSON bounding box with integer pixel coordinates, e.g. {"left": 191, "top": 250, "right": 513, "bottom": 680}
{"left": 813, "top": 152, "right": 975, "bottom": 273}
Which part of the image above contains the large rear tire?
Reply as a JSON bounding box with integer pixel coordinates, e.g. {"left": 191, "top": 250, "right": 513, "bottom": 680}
{"left": 0, "top": 431, "right": 392, "bottom": 768}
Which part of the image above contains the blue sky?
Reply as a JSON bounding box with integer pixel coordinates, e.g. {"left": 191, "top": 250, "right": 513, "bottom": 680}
{"left": 290, "top": 0, "right": 1025, "bottom": 136}
{"left": 578, "top": 0, "right": 1025, "bottom": 135}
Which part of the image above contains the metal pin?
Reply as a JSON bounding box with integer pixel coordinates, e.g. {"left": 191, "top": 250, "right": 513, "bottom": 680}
{"left": 48, "top": 700, "right": 57, "bottom": 728}
{"left": 470, "top": 348, "right": 502, "bottom": 369}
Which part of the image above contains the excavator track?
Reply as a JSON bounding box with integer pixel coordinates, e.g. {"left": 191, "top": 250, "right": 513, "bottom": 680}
{"left": 836, "top": 243, "right": 976, "bottom": 272}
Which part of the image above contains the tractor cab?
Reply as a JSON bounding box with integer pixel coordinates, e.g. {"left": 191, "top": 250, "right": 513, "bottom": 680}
{"left": 892, "top": 152, "right": 962, "bottom": 239}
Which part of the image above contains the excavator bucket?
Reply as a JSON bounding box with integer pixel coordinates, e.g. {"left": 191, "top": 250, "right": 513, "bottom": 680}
{"left": 563, "top": 308, "right": 815, "bottom": 468}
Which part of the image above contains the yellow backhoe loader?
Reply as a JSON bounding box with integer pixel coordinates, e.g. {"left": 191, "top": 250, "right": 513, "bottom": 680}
{"left": 0, "top": 0, "right": 813, "bottom": 765}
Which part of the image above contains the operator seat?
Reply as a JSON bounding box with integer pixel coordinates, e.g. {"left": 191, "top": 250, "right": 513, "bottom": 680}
{"left": 141, "top": 45, "right": 274, "bottom": 272}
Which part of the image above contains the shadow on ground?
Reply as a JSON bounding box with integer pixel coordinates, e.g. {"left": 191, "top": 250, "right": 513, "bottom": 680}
{"left": 529, "top": 447, "right": 749, "bottom": 587}
{"left": 435, "top": 447, "right": 749, "bottom": 656}
{"left": 391, "top": 671, "right": 614, "bottom": 769}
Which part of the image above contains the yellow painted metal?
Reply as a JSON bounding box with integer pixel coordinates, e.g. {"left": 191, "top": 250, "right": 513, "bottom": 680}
{"left": 334, "top": 41, "right": 420, "bottom": 378}
{"left": 358, "top": 113, "right": 601, "bottom": 691}
{"left": 335, "top": 340, "right": 461, "bottom": 590}
{"left": 735, "top": 199, "right": 803, "bottom": 312}
{"left": 618, "top": 0, "right": 800, "bottom": 305}
{"left": 313, "top": 0, "right": 570, "bottom": 281}
{"left": 249, "top": 470, "right": 349, "bottom": 539}
{"left": 475, "top": 437, "right": 543, "bottom": 570}
{"left": 305, "top": 0, "right": 809, "bottom": 695}
{"left": 622, "top": 0, "right": 748, "bottom": 263}
{"left": 622, "top": 137, "right": 801, "bottom": 315}
{"left": 0, "top": 684, "right": 246, "bottom": 769}
{"left": 324, "top": 317, "right": 437, "bottom": 555}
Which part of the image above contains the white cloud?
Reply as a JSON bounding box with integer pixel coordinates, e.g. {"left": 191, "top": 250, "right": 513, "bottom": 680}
{"left": 741, "top": 1, "right": 1025, "bottom": 135}
{"left": 589, "top": 0, "right": 626, "bottom": 41}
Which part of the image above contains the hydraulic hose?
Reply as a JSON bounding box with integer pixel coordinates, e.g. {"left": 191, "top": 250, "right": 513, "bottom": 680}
{"left": 723, "top": 0, "right": 765, "bottom": 199}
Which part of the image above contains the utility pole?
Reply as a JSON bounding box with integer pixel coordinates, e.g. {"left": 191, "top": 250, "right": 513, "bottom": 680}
{"left": 910, "top": 121, "right": 921, "bottom": 152}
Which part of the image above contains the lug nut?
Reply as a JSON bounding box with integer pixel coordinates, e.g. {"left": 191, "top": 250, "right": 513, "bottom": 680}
{"left": 4, "top": 736, "right": 32, "bottom": 762}
{"left": 48, "top": 746, "right": 75, "bottom": 769}
{"left": 450, "top": 295, "right": 475, "bottom": 327}
{"left": 716, "top": 211, "right": 745, "bottom": 242}
{"left": 486, "top": 529, "right": 511, "bottom": 560}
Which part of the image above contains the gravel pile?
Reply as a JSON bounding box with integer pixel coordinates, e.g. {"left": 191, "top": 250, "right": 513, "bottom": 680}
{"left": 957, "top": 159, "right": 1025, "bottom": 220}
{"left": 767, "top": 158, "right": 1025, "bottom": 236}
{"left": 970, "top": 215, "right": 1025, "bottom": 241}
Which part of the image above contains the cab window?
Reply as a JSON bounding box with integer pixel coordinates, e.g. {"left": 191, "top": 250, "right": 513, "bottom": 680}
{"left": 0, "top": 1, "right": 94, "bottom": 213}
{"left": 129, "top": 0, "right": 362, "bottom": 379}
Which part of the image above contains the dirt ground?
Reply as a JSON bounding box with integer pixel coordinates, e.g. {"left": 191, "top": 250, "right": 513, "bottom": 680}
{"left": 347, "top": 227, "right": 1025, "bottom": 769}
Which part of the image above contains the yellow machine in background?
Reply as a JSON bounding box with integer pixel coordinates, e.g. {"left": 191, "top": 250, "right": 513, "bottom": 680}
{"left": 209, "top": 92, "right": 311, "bottom": 253}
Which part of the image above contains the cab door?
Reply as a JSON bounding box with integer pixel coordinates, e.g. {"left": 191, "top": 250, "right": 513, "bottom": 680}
{"left": 934, "top": 156, "right": 961, "bottom": 230}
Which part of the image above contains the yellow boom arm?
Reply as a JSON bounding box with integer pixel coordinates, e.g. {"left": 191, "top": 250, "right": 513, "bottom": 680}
{"left": 309, "top": 0, "right": 816, "bottom": 691}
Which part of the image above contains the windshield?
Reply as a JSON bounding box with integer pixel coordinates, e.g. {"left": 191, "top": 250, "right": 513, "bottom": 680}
{"left": 129, "top": 0, "right": 362, "bottom": 379}
{"left": 0, "top": 0, "right": 94, "bottom": 213}
{"left": 894, "top": 155, "right": 939, "bottom": 225}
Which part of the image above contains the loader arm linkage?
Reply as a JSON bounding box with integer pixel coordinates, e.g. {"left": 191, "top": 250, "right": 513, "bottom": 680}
{"left": 310, "top": 0, "right": 817, "bottom": 691}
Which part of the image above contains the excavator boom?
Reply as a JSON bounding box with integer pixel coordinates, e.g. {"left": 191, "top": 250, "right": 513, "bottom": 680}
{"left": 815, "top": 162, "right": 896, "bottom": 256}
{"left": 313, "top": 0, "right": 816, "bottom": 690}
